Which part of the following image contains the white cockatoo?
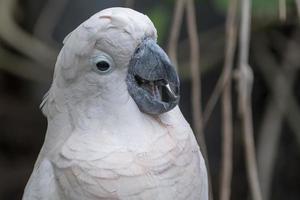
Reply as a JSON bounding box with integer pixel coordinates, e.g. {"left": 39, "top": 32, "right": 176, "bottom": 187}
{"left": 23, "top": 7, "right": 208, "bottom": 200}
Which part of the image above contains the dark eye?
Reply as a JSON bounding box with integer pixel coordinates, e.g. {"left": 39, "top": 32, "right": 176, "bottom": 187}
{"left": 96, "top": 61, "right": 110, "bottom": 72}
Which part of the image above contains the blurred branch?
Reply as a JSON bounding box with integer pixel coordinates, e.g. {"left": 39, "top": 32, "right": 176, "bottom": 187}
{"left": 168, "top": 0, "right": 186, "bottom": 68}
{"left": 124, "top": 0, "right": 135, "bottom": 8}
{"left": 253, "top": 32, "right": 300, "bottom": 200}
{"left": 256, "top": 33, "right": 300, "bottom": 146}
{"left": 285, "top": 103, "right": 300, "bottom": 146}
{"left": 219, "top": 1, "right": 238, "bottom": 200}
{"left": 203, "top": 78, "right": 224, "bottom": 126}
{"left": 254, "top": 39, "right": 286, "bottom": 200}
{"left": 257, "top": 100, "right": 282, "bottom": 200}
{"left": 254, "top": 36, "right": 300, "bottom": 200}
{"left": 186, "top": 0, "right": 204, "bottom": 169}
{"left": 178, "top": 25, "right": 225, "bottom": 78}
{"left": 33, "top": 0, "right": 69, "bottom": 46}
{"left": 0, "top": 0, "right": 58, "bottom": 68}
{"left": 186, "top": 1, "right": 213, "bottom": 200}
{"left": 279, "top": 0, "right": 287, "bottom": 21}
{"left": 296, "top": 0, "right": 300, "bottom": 19}
{"left": 202, "top": 27, "right": 231, "bottom": 125}
{"left": 0, "top": 46, "right": 51, "bottom": 82}
{"left": 186, "top": 0, "right": 204, "bottom": 159}
{"left": 236, "top": 0, "right": 263, "bottom": 200}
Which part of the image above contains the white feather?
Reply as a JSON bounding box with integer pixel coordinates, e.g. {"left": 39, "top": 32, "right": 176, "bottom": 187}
{"left": 23, "top": 7, "right": 208, "bottom": 200}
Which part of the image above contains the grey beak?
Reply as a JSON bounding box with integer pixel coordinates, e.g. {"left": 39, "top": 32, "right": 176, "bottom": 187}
{"left": 126, "top": 38, "right": 180, "bottom": 115}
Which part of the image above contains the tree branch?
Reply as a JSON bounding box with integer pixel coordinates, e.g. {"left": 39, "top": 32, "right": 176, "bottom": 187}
{"left": 0, "top": 0, "right": 58, "bottom": 68}
{"left": 33, "top": 0, "right": 69, "bottom": 46}
{"left": 186, "top": 0, "right": 204, "bottom": 155}
{"left": 257, "top": 99, "right": 282, "bottom": 200}
{"left": 0, "top": 46, "right": 51, "bottom": 82}
{"left": 124, "top": 0, "right": 135, "bottom": 8}
{"left": 167, "top": 0, "right": 187, "bottom": 68}
{"left": 186, "top": 0, "right": 205, "bottom": 167}
{"left": 219, "top": 0, "right": 238, "bottom": 200}
{"left": 296, "top": 0, "right": 300, "bottom": 19}
{"left": 237, "top": 0, "right": 263, "bottom": 200}
{"left": 186, "top": 1, "right": 213, "bottom": 199}
{"left": 253, "top": 32, "right": 300, "bottom": 199}
{"left": 279, "top": 0, "right": 287, "bottom": 21}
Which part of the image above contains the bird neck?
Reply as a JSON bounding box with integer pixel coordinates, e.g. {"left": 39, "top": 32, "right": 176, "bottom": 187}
{"left": 64, "top": 90, "right": 141, "bottom": 130}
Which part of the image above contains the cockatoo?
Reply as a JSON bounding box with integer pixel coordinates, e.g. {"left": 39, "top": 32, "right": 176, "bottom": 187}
{"left": 23, "top": 7, "right": 208, "bottom": 200}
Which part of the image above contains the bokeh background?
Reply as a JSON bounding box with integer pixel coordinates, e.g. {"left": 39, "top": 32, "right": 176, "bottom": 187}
{"left": 0, "top": 0, "right": 300, "bottom": 199}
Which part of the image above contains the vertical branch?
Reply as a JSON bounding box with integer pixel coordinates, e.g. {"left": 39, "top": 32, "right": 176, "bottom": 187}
{"left": 257, "top": 100, "right": 282, "bottom": 200}
{"left": 239, "top": 0, "right": 251, "bottom": 65}
{"left": 167, "top": 0, "right": 186, "bottom": 68}
{"left": 33, "top": 0, "right": 69, "bottom": 46}
{"left": 124, "top": 0, "right": 135, "bottom": 8}
{"left": 295, "top": 0, "right": 300, "bottom": 19}
{"left": 279, "top": 0, "right": 287, "bottom": 21}
{"left": 237, "top": 0, "right": 263, "bottom": 200}
{"left": 219, "top": 0, "right": 238, "bottom": 200}
{"left": 253, "top": 40, "right": 284, "bottom": 200}
{"left": 186, "top": 0, "right": 205, "bottom": 163}
{"left": 254, "top": 31, "right": 300, "bottom": 200}
{"left": 186, "top": 1, "right": 213, "bottom": 200}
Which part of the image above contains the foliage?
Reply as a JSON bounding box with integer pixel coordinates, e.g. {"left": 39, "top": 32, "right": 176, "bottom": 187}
{"left": 146, "top": 6, "right": 171, "bottom": 44}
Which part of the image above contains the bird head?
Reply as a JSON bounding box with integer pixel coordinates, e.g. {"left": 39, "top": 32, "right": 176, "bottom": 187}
{"left": 46, "top": 8, "right": 179, "bottom": 116}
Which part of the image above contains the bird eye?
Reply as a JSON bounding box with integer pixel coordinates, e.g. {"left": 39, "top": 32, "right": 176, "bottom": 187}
{"left": 96, "top": 61, "right": 110, "bottom": 72}
{"left": 90, "top": 53, "right": 114, "bottom": 74}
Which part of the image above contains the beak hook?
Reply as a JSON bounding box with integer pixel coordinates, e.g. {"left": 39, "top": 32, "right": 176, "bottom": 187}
{"left": 165, "top": 83, "right": 178, "bottom": 100}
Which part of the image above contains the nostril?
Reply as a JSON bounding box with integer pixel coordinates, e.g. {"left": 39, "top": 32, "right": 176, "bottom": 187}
{"left": 155, "top": 79, "right": 168, "bottom": 86}
{"left": 134, "top": 75, "right": 149, "bottom": 86}
{"left": 134, "top": 46, "right": 142, "bottom": 54}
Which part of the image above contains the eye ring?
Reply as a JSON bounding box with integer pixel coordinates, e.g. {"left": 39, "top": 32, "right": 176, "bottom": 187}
{"left": 90, "top": 53, "right": 114, "bottom": 74}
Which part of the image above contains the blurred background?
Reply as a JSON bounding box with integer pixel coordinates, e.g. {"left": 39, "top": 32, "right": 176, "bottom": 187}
{"left": 0, "top": 0, "right": 300, "bottom": 199}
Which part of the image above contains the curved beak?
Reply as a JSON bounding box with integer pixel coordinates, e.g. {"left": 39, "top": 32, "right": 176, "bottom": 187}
{"left": 126, "top": 38, "right": 180, "bottom": 115}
